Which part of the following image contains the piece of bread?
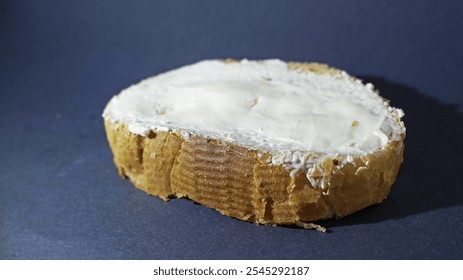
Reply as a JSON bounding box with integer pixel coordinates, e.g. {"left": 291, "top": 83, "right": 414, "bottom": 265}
{"left": 103, "top": 59, "right": 405, "bottom": 230}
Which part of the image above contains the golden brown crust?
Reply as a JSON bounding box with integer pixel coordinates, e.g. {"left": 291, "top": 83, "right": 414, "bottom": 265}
{"left": 103, "top": 62, "right": 405, "bottom": 227}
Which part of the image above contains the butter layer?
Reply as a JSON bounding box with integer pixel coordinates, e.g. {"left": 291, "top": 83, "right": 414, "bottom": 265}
{"left": 103, "top": 59, "right": 405, "bottom": 180}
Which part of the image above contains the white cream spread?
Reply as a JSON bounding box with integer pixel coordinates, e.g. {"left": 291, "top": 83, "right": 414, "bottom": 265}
{"left": 103, "top": 59, "right": 405, "bottom": 188}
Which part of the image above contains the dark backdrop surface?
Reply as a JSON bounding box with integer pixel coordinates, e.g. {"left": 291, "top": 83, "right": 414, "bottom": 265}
{"left": 1, "top": 0, "right": 462, "bottom": 259}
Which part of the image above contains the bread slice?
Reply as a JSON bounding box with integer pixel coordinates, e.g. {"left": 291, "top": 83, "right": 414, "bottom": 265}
{"left": 103, "top": 59, "right": 405, "bottom": 230}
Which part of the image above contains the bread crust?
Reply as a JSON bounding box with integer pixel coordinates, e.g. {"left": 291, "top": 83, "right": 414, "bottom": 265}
{"left": 103, "top": 62, "right": 405, "bottom": 227}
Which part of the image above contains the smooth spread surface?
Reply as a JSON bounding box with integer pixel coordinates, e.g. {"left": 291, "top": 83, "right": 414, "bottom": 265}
{"left": 103, "top": 60, "right": 405, "bottom": 163}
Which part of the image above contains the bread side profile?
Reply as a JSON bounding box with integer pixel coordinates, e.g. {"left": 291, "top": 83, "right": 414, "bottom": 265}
{"left": 103, "top": 60, "right": 405, "bottom": 228}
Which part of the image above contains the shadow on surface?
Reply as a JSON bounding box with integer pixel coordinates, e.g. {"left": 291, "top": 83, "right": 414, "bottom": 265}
{"left": 321, "top": 76, "right": 463, "bottom": 229}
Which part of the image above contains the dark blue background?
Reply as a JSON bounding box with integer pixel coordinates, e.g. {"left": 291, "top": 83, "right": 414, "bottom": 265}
{"left": 1, "top": 0, "right": 462, "bottom": 259}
